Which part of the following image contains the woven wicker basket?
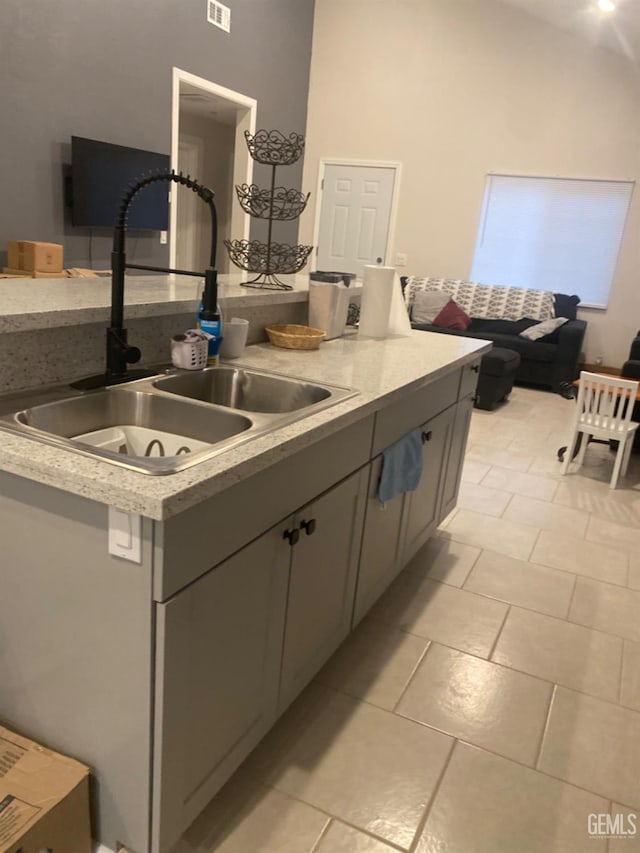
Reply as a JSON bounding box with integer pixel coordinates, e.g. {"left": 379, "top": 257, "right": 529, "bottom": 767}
{"left": 266, "top": 324, "right": 326, "bottom": 350}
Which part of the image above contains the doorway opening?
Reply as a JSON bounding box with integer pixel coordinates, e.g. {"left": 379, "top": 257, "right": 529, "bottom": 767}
{"left": 170, "top": 68, "right": 257, "bottom": 274}
{"left": 312, "top": 159, "right": 402, "bottom": 280}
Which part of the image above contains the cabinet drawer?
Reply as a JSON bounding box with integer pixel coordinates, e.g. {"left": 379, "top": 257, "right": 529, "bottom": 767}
{"left": 459, "top": 358, "right": 481, "bottom": 399}
{"left": 372, "top": 372, "right": 459, "bottom": 455}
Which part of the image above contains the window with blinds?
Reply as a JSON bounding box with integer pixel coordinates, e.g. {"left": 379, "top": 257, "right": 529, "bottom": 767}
{"left": 470, "top": 174, "right": 634, "bottom": 307}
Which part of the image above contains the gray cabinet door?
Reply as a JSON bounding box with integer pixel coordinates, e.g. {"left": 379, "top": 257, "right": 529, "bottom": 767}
{"left": 279, "top": 467, "right": 368, "bottom": 712}
{"left": 152, "top": 525, "right": 290, "bottom": 853}
{"left": 353, "top": 457, "right": 407, "bottom": 626}
{"left": 439, "top": 395, "right": 474, "bottom": 521}
{"left": 402, "top": 406, "right": 454, "bottom": 565}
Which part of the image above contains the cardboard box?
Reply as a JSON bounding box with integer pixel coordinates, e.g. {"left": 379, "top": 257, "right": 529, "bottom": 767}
{"left": 0, "top": 724, "right": 91, "bottom": 853}
{"left": 7, "top": 241, "right": 64, "bottom": 273}
{"left": 2, "top": 268, "right": 68, "bottom": 279}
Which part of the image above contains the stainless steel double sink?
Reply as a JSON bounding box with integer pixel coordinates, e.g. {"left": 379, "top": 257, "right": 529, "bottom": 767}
{"left": 0, "top": 366, "right": 357, "bottom": 474}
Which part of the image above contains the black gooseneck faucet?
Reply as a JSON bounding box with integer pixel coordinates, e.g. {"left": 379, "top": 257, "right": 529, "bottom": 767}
{"left": 74, "top": 170, "right": 218, "bottom": 390}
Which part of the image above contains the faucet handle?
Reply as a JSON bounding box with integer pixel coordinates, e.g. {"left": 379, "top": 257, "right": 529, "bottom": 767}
{"left": 125, "top": 345, "right": 141, "bottom": 364}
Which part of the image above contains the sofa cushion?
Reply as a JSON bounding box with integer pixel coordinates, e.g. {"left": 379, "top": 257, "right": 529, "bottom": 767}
{"left": 412, "top": 290, "right": 450, "bottom": 324}
{"left": 483, "top": 334, "right": 558, "bottom": 363}
{"left": 433, "top": 299, "right": 471, "bottom": 330}
{"left": 468, "top": 318, "right": 537, "bottom": 336}
{"left": 520, "top": 317, "right": 569, "bottom": 341}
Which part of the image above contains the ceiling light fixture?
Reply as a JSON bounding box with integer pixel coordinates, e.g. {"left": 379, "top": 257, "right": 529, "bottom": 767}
{"left": 598, "top": 0, "right": 616, "bottom": 12}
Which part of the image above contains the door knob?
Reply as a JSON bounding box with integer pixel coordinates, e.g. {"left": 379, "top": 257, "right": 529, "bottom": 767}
{"left": 300, "top": 518, "right": 317, "bottom": 536}
{"left": 283, "top": 527, "right": 300, "bottom": 546}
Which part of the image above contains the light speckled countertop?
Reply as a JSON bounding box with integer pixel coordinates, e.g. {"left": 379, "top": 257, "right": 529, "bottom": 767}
{"left": 0, "top": 331, "right": 490, "bottom": 520}
{"left": 0, "top": 273, "right": 312, "bottom": 333}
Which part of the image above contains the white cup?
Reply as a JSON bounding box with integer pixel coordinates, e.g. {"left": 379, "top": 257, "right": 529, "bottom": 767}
{"left": 220, "top": 317, "right": 249, "bottom": 359}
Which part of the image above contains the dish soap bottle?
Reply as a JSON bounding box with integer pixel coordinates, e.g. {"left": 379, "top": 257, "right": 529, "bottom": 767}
{"left": 198, "top": 270, "right": 223, "bottom": 366}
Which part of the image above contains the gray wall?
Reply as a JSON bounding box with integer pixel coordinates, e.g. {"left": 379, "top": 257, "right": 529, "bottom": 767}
{"left": 0, "top": 0, "right": 315, "bottom": 270}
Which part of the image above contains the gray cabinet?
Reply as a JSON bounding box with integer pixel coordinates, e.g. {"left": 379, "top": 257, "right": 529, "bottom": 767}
{"left": 0, "top": 358, "right": 482, "bottom": 853}
{"left": 152, "top": 465, "right": 369, "bottom": 850}
{"left": 402, "top": 406, "right": 454, "bottom": 565}
{"left": 440, "top": 394, "right": 474, "bottom": 520}
{"left": 279, "top": 467, "right": 368, "bottom": 712}
{"left": 152, "top": 525, "right": 290, "bottom": 853}
{"left": 353, "top": 456, "right": 406, "bottom": 626}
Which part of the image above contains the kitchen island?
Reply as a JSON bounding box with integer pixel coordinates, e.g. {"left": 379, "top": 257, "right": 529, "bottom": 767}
{"left": 0, "top": 328, "right": 489, "bottom": 852}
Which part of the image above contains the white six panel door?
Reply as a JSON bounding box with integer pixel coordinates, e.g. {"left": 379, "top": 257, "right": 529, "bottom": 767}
{"left": 316, "top": 164, "right": 396, "bottom": 278}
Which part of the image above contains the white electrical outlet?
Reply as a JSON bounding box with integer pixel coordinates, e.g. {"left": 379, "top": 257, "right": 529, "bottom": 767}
{"left": 594, "top": 355, "right": 603, "bottom": 366}
{"left": 160, "top": 231, "right": 167, "bottom": 245}
{"left": 395, "top": 253, "right": 408, "bottom": 267}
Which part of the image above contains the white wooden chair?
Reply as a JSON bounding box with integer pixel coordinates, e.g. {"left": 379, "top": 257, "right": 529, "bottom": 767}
{"left": 562, "top": 371, "right": 639, "bottom": 489}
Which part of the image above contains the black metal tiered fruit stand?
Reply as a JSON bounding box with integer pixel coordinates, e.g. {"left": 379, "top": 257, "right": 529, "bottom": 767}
{"left": 224, "top": 129, "right": 313, "bottom": 291}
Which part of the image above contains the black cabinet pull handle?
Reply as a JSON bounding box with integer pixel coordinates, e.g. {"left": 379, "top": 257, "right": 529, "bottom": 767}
{"left": 471, "top": 364, "right": 479, "bottom": 373}
{"left": 300, "top": 518, "right": 317, "bottom": 536}
{"left": 283, "top": 527, "right": 300, "bottom": 546}
{"left": 421, "top": 430, "right": 432, "bottom": 444}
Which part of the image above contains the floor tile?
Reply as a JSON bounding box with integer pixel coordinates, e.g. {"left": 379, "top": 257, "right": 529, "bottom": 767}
{"left": 406, "top": 537, "right": 480, "bottom": 587}
{"left": 609, "top": 805, "right": 640, "bottom": 851}
{"left": 396, "top": 643, "right": 552, "bottom": 765}
{"left": 315, "top": 821, "right": 398, "bottom": 852}
{"left": 554, "top": 480, "right": 640, "bottom": 527}
{"left": 503, "top": 493, "right": 590, "bottom": 537}
{"left": 464, "top": 549, "right": 575, "bottom": 618}
{"left": 481, "top": 465, "right": 558, "bottom": 502}
{"left": 416, "top": 742, "right": 608, "bottom": 853}
{"left": 455, "top": 480, "right": 512, "bottom": 516}
{"left": 492, "top": 397, "right": 539, "bottom": 421}
{"left": 465, "top": 447, "right": 535, "bottom": 473}
{"left": 371, "top": 570, "right": 508, "bottom": 657}
{"left": 172, "top": 776, "right": 328, "bottom": 853}
{"left": 621, "top": 641, "right": 640, "bottom": 712}
{"left": 492, "top": 607, "right": 622, "bottom": 703}
{"left": 528, "top": 454, "right": 567, "bottom": 479}
{"left": 531, "top": 529, "right": 628, "bottom": 586}
{"left": 587, "top": 515, "right": 640, "bottom": 553}
{"left": 440, "top": 509, "right": 539, "bottom": 561}
{"left": 315, "top": 617, "right": 429, "bottom": 711}
{"left": 260, "top": 686, "right": 453, "bottom": 850}
{"left": 538, "top": 687, "right": 640, "bottom": 806}
{"left": 508, "top": 429, "right": 562, "bottom": 456}
{"left": 569, "top": 577, "right": 640, "bottom": 642}
{"left": 461, "top": 458, "right": 491, "bottom": 484}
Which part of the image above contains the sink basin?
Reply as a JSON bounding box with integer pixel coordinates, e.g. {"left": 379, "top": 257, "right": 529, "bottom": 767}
{"left": 153, "top": 367, "right": 332, "bottom": 413}
{"left": 0, "top": 367, "right": 357, "bottom": 475}
{"left": 6, "top": 389, "right": 253, "bottom": 474}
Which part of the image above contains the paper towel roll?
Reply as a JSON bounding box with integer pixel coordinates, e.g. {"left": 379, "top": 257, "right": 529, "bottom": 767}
{"left": 359, "top": 265, "right": 395, "bottom": 338}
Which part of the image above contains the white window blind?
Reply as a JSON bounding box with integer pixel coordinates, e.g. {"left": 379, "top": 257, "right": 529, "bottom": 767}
{"left": 471, "top": 174, "right": 634, "bottom": 307}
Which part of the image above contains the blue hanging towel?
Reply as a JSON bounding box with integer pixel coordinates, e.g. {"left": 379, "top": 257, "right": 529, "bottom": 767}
{"left": 378, "top": 429, "right": 424, "bottom": 505}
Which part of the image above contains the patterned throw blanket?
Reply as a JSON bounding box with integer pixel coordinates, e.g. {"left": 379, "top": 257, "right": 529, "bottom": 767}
{"left": 403, "top": 277, "right": 555, "bottom": 323}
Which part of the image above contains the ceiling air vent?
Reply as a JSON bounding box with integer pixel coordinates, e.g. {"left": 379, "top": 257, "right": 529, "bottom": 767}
{"left": 207, "top": 0, "right": 231, "bottom": 33}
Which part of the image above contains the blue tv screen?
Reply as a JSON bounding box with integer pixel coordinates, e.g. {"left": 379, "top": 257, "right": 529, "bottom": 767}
{"left": 71, "top": 136, "right": 170, "bottom": 230}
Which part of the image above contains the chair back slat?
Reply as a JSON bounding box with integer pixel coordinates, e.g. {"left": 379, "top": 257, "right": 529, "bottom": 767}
{"left": 576, "top": 371, "right": 639, "bottom": 434}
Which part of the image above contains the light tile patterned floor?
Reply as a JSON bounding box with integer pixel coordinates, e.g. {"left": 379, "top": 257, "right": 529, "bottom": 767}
{"left": 173, "top": 385, "right": 640, "bottom": 852}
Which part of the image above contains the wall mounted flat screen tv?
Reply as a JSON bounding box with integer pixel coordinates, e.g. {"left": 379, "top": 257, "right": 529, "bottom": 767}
{"left": 71, "top": 136, "right": 170, "bottom": 230}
